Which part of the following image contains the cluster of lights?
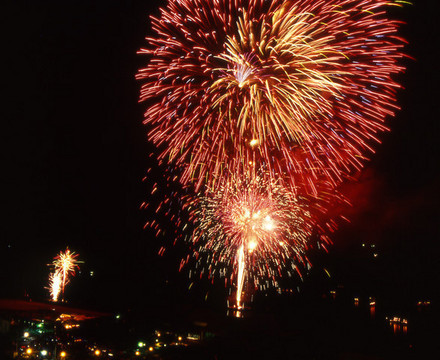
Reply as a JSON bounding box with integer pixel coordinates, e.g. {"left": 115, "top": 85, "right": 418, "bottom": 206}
{"left": 64, "top": 323, "right": 80, "bottom": 330}
{"left": 417, "top": 300, "right": 431, "bottom": 307}
{"left": 23, "top": 347, "right": 50, "bottom": 357}
{"left": 19, "top": 319, "right": 120, "bottom": 360}
{"left": 134, "top": 331, "right": 188, "bottom": 356}
{"left": 386, "top": 316, "right": 409, "bottom": 334}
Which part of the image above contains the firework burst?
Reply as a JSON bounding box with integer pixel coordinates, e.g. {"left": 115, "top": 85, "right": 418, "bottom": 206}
{"left": 138, "top": 0, "right": 407, "bottom": 191}
{"left": 138, "top": 0, "right": 408, "bottom": 305}
{"left": 179, "top": 170, "right": 343, "bottom": 305}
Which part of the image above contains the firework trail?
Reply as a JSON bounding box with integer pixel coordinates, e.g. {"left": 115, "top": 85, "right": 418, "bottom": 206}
{"left": 48, "top": 271, "right": 62, "bottom": 302}
{"left": 236, "top": 244, "right": 245, "bottom": 307}
{"left": 138, "top": 0, "right": 407, "bottom": 192}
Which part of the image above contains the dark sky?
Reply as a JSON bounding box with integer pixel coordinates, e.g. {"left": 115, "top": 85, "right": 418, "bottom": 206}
{"left": 2, "top": 0, "right": 439, "bottom": 311}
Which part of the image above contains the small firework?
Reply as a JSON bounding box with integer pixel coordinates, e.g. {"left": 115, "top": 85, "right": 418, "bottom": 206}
{"left": 51, "top": 248, "right": 82, "bottom": 300}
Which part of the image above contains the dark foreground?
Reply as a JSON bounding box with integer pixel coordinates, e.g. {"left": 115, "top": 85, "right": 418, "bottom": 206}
{"left": 1, "top": 291, "right": 438, "bottom": 360}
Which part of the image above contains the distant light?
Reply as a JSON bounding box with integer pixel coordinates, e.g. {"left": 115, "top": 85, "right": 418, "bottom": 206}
{"left": 115, "top": 314, "right": 120, "bottom": 319}
{"left": 90, "top": 271, "right": 94, "bottom": 277}
{"left": 24, "top": 332, "right": 29, "bottom": 338}
{"left": 373, "top": 253, "right": 378, "bottom": 258}
{"left": 178, "top": 336, "right": 182, "bottom": 341}
{"left": 41, "top": 350, "right": 48, "bottom": 356}
{"left": 60, "top": 351, "right": 66, "bottom": 358}
{"left": 94, "top": 349, "right": 101, "bottom": 356}
{"left": 249, "top": 139, "right": 259, "bottom": 147}
{"left": 149, "top": 347, "right": 154, "bottom": 352}
{"left": 137, "top": 342, "right": 145, "bottom": 348}
{"left": 26, "top": 348, "right": 32, "bottom": 355}
{"left": 135, "top": 350, "right": 140, "bottom": 356}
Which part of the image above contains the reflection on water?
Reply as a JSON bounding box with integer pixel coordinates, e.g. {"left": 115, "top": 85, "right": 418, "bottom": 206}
{"left": 387, "top": 317, "right": 408, "bottom": 335}
{"left": 369, "top": 297, "right": 376, "bottom": 318}
{"left": 370, "top": 304, "right": 376, "bottom": 318}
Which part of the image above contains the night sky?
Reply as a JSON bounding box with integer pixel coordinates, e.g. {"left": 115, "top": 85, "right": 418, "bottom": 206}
{"left": 2, "top": 0, "right": 439, "bottom": 313}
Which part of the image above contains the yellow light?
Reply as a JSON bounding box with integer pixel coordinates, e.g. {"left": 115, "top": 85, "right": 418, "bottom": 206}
{"left": 149, "top": 347, "right": 154, "bottom": 352}
{"left": 24, "top": 332, "right": 29, "bottom": 338}
{"left": 94, "top": 349, "right": 101, "bottom": 356}
{"left": 178, "top": 336, "right": 182, "bottom": 341}
{"left": 135, "top": 351, "right": 140, "bottom": 356}
{"left": 248, "top": 241, "right": 257, "bottom": 252}
{"left": 249, "top": 139, "right": 258, "bottom": 147}
{"left": 26, "top": 348, "right": 32, "bottom": 355}
{"left": 262, "top": 215, "right": 274, "bottom": 231}
{"left": 60, "top": 351, "right": 66, "bottom": 358}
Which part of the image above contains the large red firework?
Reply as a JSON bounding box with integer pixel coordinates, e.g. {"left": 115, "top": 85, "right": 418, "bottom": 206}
{"left": 138, "top": 0, "right": 407, "bottom": 192}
